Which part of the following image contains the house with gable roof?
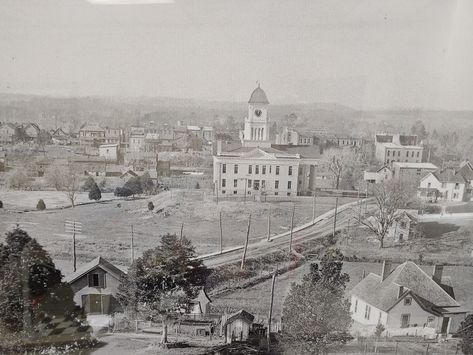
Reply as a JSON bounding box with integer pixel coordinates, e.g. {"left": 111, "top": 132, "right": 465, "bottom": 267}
{"left": 64, "top": 256, "right": 126, "bottom": 315}
{"left": 350, "top": 261, "right": 467, "bottom": 336}
{"left": 418, "top": 165, "right": 472, "bottom": 202}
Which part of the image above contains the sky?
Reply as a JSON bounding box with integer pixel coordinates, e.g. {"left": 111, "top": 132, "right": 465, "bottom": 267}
{"left": 1, "top": 0, "right": 473, "bottom": 110}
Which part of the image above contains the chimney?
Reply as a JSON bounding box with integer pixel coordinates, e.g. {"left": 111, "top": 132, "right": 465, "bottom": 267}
{"left": 216, "top": 140, "right": 222, "bottom": 155}
{"left": 398, "top": 285, "right": 404, "bottom": 299}
{"left": 432, "top": 265, "right": 444, "bottom": 284}
{"left": 381, "top": 260, "right": 392, "bottom": 281}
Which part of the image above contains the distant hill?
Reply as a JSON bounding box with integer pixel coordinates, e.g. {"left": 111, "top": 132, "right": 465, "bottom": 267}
{"left": 0, "top": 93, "right": 471, "bottom": 136}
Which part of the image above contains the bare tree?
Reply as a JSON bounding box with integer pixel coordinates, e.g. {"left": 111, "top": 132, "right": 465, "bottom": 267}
{"left": 45, "top": 162, "right": 81, "bottom": 208}
{"left": 354, "top": 182, "right": 410, "bottom": 248}
{"left": 322, "top": 148, "right": 358, "bottom": 190}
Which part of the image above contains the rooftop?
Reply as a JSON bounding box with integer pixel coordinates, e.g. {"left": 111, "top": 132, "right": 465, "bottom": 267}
{"left": 351, "top": 261, "right": 459, "bottom": 313}
{"left": 392, "top": 162, "right": 438, "bottom": 169}
{"left": 248, "top": 85, "right": 269, "bottom": 104}
{"left": 64, "top": 256, "right": 127, "bottom": 284}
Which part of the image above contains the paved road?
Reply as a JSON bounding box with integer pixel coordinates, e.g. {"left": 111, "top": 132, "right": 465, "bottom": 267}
{"left": 202, "top": 200, "right": 365, "bottom": 268}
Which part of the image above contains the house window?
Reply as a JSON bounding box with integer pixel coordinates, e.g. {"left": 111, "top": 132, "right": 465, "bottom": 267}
{"left": 400, "top": 221, "right": 407, "bottom": 228}
{"left": 269, "top": 165, "right": 272, "bottom": 174}
{"left": 262, "top": 165, "right": 266, "bottom": 174}
{"left": 276, "top": 166, "right": 280, "bottom": 175}
{"left": 253, "top": 180, "right": 260, "bottom": 190}
{"left": 287, "top": 192, "right": 291, "bottom": 196}
{"left": 255, "top": 165, "right": 259, "bottom": 174}
{"left": 275, "top": 180, "right": 279, "bottom": 189}
{"left": 288, "top": 181, "right": 292, "bottom": 190}
{"left": 417, "top": 151, "right": 420, "bottom": 157}
{"left": 222, "top": 179, "right": 226, "bottom": 187}
{"left": 404, "top": 297, "right": 412, "bottom": 306}
{"left": 441, "top": 182, "right": 446, "bottom": 188}
{"left": 222, "top": 164, "right": 226, "bottom": 174}
{"left": 234, "top": 179, "right": 238, "bottom": 188}
{"left": 427, "top": 316, "right": 435, "bottom": 324}
{"left": 387, "top": 150, "right": 390, "bottom": 157}
{"left": 406, "top": 151, "right": 409, "bottom": 157}
{"left": 411, "top": 151, "right": 414, "bottom": 157}
{"left": 261, "top": 180, "right": 266, "bottom": 189}
{"left": 455, "top": 183, "right": 460, "bottom": 190}
{"left": 222, "top": 190, "right": 226, "bottom": 194}
{"left": 248, "top": 179, "right": 252, "bottom": 188}
{"left": 401, "top": 314, "right": 410, "bottom": 328}
{"left": 234, "top": 164, "right": 238, "bottom": 174}
{"left": 364, "top": 305, "right": 371, "bottom": 320}
{"left": 354, "top": 299, "right": 358, "bottom": 313}
{"left": 248, "top": 165, "right": 252, "bottom": 174}
{"left": 427, "top": 182, "right": 431, "bottom": 188}
{"left": 233, "top": 191, "right": 237, "bottom": 195}
{"left": 397, "top": 151, "right": 400, "bottom": 157}
{"left": 88, "top": 273, "right": 104, "bottom": 288}
{"left": 288, "top": 166, "right": 293, "bottom": 176}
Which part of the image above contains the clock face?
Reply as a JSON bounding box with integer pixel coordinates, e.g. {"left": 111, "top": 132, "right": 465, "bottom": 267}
{"left": 254, "top": 109, "right": 262, "bottom": 117}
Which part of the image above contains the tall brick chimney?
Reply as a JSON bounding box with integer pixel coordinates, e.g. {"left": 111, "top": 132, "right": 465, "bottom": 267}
{"left": 432, "top": 265, "right": 444, "bottom": 284}
{"left": 381, "top": 260, "right": 392, "bottom": 281}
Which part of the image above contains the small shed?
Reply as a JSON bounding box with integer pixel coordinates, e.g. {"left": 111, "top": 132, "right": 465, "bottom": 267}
{"left": 223, "top": 309, "right": 255, "bottom": 344}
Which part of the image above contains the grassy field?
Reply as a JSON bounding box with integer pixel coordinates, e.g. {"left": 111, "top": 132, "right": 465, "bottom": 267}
{"left": 0, "top": 189, "right": 354, "bottom": 270}
{"left": 0, "top": 190, "right": 117, "bottom": 210}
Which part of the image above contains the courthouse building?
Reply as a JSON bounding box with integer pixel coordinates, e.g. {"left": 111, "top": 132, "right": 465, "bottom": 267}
{"left": 213, "top": 85, "right": 320, "bottom": 197}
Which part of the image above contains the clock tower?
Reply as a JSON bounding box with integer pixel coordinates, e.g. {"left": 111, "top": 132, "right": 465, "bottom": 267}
{"left": 241, "top": 84, "right": 271, "bottom": 147}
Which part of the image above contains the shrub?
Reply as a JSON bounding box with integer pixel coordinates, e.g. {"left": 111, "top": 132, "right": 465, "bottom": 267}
{"left": 114, "top": 187, "right": 133, "bottom": 198}
{"left": 148, "top": 201, "right": 155, "bottom": 211}
{"left": 88, "top": 182, "right": 102, "bottom": 201}
{"left": 36, "top": 199, "right": 46, "bottom": 210}
{"left": 81, "top": 176, "right": 96, "bottom": 192}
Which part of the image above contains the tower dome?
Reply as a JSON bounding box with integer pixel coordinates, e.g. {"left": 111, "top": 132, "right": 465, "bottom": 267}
{"left": 248, "top": 85, "right": 269, "bottom": 104}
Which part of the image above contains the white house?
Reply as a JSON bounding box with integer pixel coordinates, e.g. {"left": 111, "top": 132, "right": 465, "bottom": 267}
{"left": 99, "top": 143, "right": 119, "bottom": 161}
{"left": 350, "top": 261, "right": 466, "bottom": 336}
{"left": 364, "top": 166, "right": 393, "bottom": 184}
{"left": 0, "top": 122, "right": 16, "bottom": 143}
{"left": 418, "top": 168, "right": 468, "bottom": 202}
{"left": 387, "top": 209, "right": 420, "bottom": 244}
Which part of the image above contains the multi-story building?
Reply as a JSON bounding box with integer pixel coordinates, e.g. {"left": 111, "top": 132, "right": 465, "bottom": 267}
{"left": 328, "top": 136, "right": 364, "bottom": 148}
{"left": 213, "top": 85, "right": 320, "bottom": 197}
{"left": 375, "top": 133, "right": 423, "bottom": 165}
{"left": 392, "top": 162, "right": 438, "bottom": 184}
{"left": 79, "top": 124, "right": 105, "bottom": 146}
{"left": 275, "top": 126, "right": 314, "bottom": 146}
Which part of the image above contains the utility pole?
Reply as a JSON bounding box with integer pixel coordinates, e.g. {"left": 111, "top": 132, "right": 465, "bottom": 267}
{"left": 289, "top": 204, "right": 295, "bottom": 253}
{"left": 267, "top": 205, "right": 271, "bottom": 241}
{"left": 312, "top": 192, "right": 316, "bottom": 221}
{"left": 219, "top": 211, "right": 223, "bottom": 254}
{"left": 244, "top": 178, "right": 247, "bottom": 203}
{"left": 131, "top": 225, "right": 134, "bottom": 264}
{"left": 180, "top": 223, "right": 184, "bottom": 241}
{"left": 333, "top": 197, "right": 339, "bottom": 238}
{"left": 240, "top": 214, "right": 251, "bottom": 270}
{"left": 267, "top": 272, "right": 276, "bottom": 352}
{"left": 215, "top": 181, "right": 219, "bottom": 205}
{"left": 65, "top": 220, "right": 82, "bottom": 272}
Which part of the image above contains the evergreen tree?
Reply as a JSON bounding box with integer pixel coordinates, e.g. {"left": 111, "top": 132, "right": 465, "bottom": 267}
{"left": 148, "top": 201, "right": 155, "bottom": 211}
{"left": 140, "top": 172, "right": 155, "bottom": 195}
{"left": 118, "top": 234, "right": 210, "bottom": 344}
{"left": 410, "top": 120, "right": 428, "bottom": 141}
{"left": 88, "top": 182, "right": 102, "bottom": 201}
{"left": 36, "top": 199, "right": 46, "bottom": 210}
{"left": 0, "top": 228, "right": 76, "bottom": 333}
{"left": 82, "top": 176, "right": 96, "bottom": 192}
{"left": 124, "top": 176, "right": 143, "bottom": 197}
{"left": 458, "top": 314, "right": 473, "bottom": 355}
{"left": 282, "top": 249, "right": 352, "bottom": 354}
